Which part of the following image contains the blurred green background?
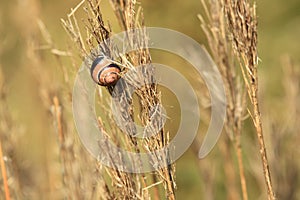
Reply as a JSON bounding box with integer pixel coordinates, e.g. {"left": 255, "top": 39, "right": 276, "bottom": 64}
{"left": 0, "top": 0, "right": 299, "bottom": 199}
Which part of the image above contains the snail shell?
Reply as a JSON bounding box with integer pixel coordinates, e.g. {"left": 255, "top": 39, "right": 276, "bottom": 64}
{"left": 90, "top": 56, "right": 121, "bottom": 86}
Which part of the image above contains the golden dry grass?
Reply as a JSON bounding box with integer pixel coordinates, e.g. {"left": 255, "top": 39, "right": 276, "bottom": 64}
{"left": 0, "top": 0, "right": 299, "bottom": 199}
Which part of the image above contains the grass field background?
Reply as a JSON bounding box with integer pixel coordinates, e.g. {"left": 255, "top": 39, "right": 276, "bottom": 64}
{"left": 0, "top": 0, "right": 299, "bottom": 199}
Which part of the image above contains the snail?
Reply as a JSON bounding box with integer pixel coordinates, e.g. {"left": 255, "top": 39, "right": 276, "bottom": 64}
{"left": 90, "top": 56, "right": 121, "bottom": 86}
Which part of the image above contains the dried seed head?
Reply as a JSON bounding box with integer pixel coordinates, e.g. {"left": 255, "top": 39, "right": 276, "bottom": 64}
{"left": 90, "top": 56, "right": 121, "bottom": 86}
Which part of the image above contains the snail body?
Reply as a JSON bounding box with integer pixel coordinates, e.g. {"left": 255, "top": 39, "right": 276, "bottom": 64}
{"left": 90, "top": 56, "right": 121, "bottom": 86}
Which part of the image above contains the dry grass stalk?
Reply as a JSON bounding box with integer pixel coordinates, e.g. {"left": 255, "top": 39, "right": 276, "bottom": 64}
{"left": 0, "top": 68, "right": 23, "bottom": 199}
{"left": 0, "top": 66, "right": 22, "bottom": 200}
{"left": 84, "top": 2, "right": 149, "bottom": 199}
{"left": 112, "top": 1, "right": 176, "bottom": 198}
{"left": 0, "top": 140, "right": 11, "bottom": 200}
{"left": 199, "top": 0, "right": 248, "bottom": 199}
{"left": 109, "top": 1, "right": 176, "bottom": 198}
{"left": 0, "top": 68, "right": 11, "bottom": 200}
{"left": 61, "top": 0, "right": 176, "bottom": 199}
{"left": 223, "top": 0, "right": 275, "bottom": 199}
